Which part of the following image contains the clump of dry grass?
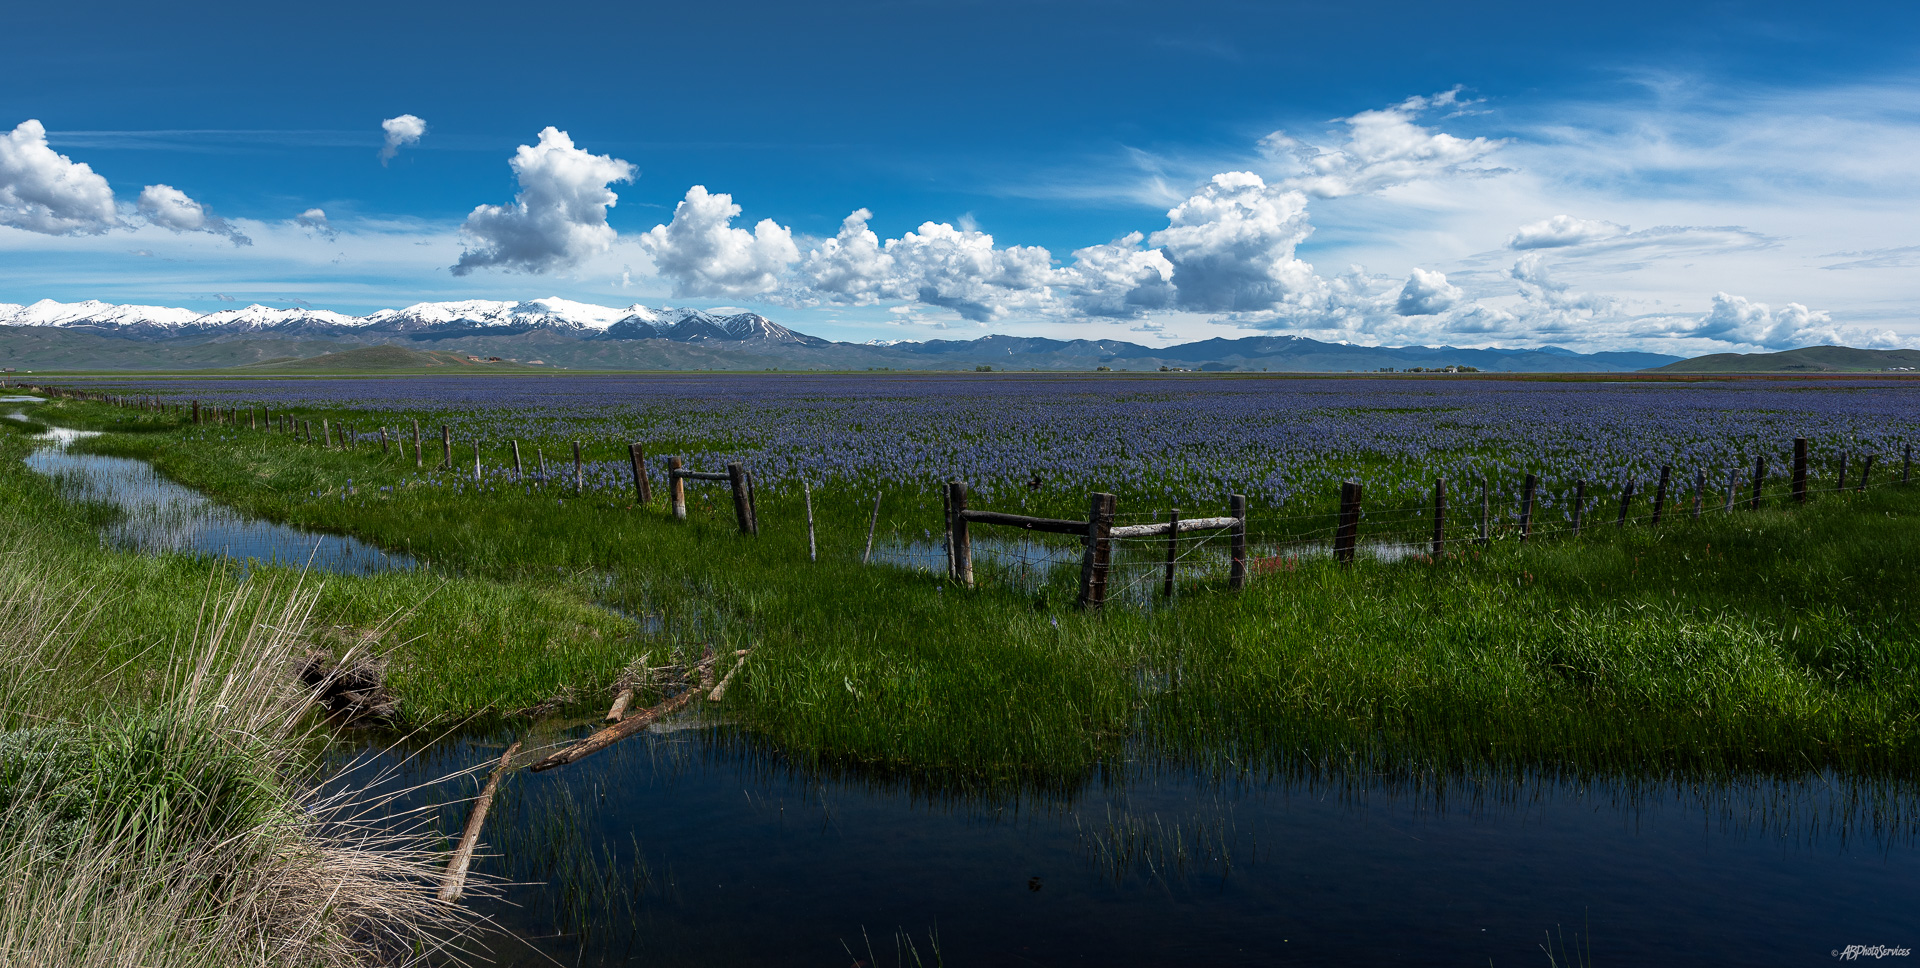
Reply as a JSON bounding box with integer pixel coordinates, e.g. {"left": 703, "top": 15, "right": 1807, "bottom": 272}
{"left": 0, "top": 539, "right": 478, "bottom": 968}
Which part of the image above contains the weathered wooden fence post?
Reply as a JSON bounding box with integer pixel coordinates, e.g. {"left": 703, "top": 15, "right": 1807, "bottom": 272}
{"left": 948, "top": 479, "right": 973, "bottom": 587}
{"left": 726, "top": 462, "right": 757, "bottom": 534}
{"left": 249, "top": 407, "right": 257, "bottom": 431}
{"left": 1334, "top": 479, "right": 1363, "bottom": 564}
{"left": 805, "top": 482, "right": 817, "bottom": 562}
{"left": 1651, "top": 465, "right": 1671, "bottom": 527}
{"left": 1749, "top": 455, "right": 1766, "bottom": 509}
{"left": 441, "top": 425, "right": 451, "bottom": 469}
{"left": 1616, "top": 478, "right": 1635, "bottom": 527}
{"left": 322, "top": 418, "right": 332, "bottom": 449}
{"left": 1077, "top": 492, "right": 1117, "bottom": 609}
{"left": 668, "top": 457, "right": 687, "bottom": 520}
{"left": 1858, "top": 454, "right": 1876, "bottom": 492}
{"left": 572, "top": 441, "right": 584, "bottom": 494}
{"left": 472, "top": 441, "right": 481, "bottom": 482}
{"left": 1792, "top": 438, "right": 1809, "bottom": 503}
{"left": 1431, "top": 477, "right": 1447, "bottom": 560}
{"left": 413, "top": 420, "right": 423, "bottom": 469}
{"left": 192, "top": 399, "right": 200, "bottom": 424}
{"left": 1572, "top": 479, "right": 1587, "bottom": 536}
{"left": 380, "top": 428, "right": 390, "bottom": 454}
{"left": 1518, "top": 473, "right": 1537, "bottom": 541}
{"left": 537, "top": 447, "right": 548, "bottom": 484}
{"left": 1162, "top": 506, "right": 1181, "bottom": 597}
{"left": 1836, "top": 450, "right": 1850, "bottom": 494}
{"left": 511, "top": 440, "right": 523, "bottom": 481}
{"left": 1692, "top": 468, "right": 1705, "bottom": 519}
{"left": 628, "top": 443, "right": 651, "bottom": 504}
{"left": 1229, "top": 494, "right": 1247, "bottom": 590}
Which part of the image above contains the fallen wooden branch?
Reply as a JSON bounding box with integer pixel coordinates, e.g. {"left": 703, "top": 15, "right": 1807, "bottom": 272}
{"left": 438, "top": 740, "right": 520, "bottom": 903}
{"left": 527, "top": 649, "right": 748, "bottom": 772}
{"left": 604, "top": 687, "right": 634, "bottom": 723}
{"left": 707, "top": 649, "right": 752, "bottom": 702}
{"left": 527, "top": 688, "right": 697, "bottom": 772}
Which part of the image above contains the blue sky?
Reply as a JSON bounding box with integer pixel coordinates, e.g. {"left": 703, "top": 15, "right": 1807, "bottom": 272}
{"left": 4, "top": 0, "right": 1918, "bottom": 352}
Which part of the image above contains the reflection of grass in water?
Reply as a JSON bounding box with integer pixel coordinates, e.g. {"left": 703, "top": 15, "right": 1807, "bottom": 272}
{"left": 1075, "top": 804, "right": 1241, "bottom": 888}
{"left": 841, "top": 926, "right": 943, "bottom": 968}
{"left": 485, "top": 775, "right": 674, "bottom": 951}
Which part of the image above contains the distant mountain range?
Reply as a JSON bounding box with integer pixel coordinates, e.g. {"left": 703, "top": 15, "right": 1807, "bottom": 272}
{"left": 1651, "top": 345, "right": 1920, "bottom": 373}
{"left": 0, "top": 295, "right": 1690, "bottom": 373}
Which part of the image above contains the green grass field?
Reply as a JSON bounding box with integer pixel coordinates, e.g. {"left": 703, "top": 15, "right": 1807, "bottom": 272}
{"left": 12, "top": 395, "right": 1919, "bottom": 792}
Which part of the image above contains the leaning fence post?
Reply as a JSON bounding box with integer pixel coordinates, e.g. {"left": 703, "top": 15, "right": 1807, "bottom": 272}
{"left": 668, "top": 457, "right": 687, "bottom": 520}
{"left": 1616, "top": 478, "right": 1634, "bottom": 527}
{"left": 727, "top": 463, "right": 755, "bottom": 534}
{"left": 1518, "top": 473, "right": 1537, "bottom": 542}
{"left": 805, "top": 482, "right": 817, "bottom": 563}
{"left": 1077, "top": 492, "right": 1117, "bottom": 609}
{"left": 1749, "top": 455, "right": 1766, "bottom": 509}
{"left": 1692, "top": 468, "right": 1705, "bottom": 519}
{"left": 380, "top": 428, "right": 390, "bottom": 455}
{"left": 1229, "top": 494, "right": 1247, "bottom": 590}
{"left": 511, "top": 441, "right": 523, "bottom": 482}
{"left": 1792, "top": 438, "right": 1809, "bottom": 503}
{"left": 1162, "top": 506, "right": 1181, "bottom": 597}
{"left": 1836, "top": 450, "right": 1850, "bottom": 494}
{"left": 1431, "top": 477, "right": 1446, "bottom": 559}
{"left": 1858, "top": 454, "right": 1876, "bottom": 492}
{"left": 1651, "top": 465, "right": 1671, "bottom": 527}
{"left": 628, "top": 443, "right": 651, "bottom": 504}
{"left": 863, "top": 491, "right": 882, "bottom": 564}
{"left": 948, "top": 479, "right": 973, "bottom": 588}
{"left": 1334, "top": 479, "right": 1363, "bottom": 564}
{"left": 572, "top": 441, "right": 584, "bottom": 494}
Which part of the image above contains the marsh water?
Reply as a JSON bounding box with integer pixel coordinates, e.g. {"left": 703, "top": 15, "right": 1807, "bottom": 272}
{"left": 19, "top": 414, "right": 1920, "bottom": 966}
{"left": 21, "top": 420, "right": 418, "bottom": 575}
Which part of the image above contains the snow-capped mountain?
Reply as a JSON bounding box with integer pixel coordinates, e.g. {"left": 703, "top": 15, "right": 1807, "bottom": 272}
{"left": 0, "top": 297, "right": 828, "bottom": 345}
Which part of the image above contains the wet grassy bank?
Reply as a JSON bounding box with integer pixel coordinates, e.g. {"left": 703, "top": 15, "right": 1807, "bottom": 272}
{"left": 19, "top": 396, "right": 1920, "bottom": 790}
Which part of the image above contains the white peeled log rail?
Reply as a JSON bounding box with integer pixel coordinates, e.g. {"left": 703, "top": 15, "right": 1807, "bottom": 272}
{"left": 1107, "top": 516, "right": 1240, "bottom": 538}
{"left": 943, "top": 481, "right": 1247, "bottom": 605}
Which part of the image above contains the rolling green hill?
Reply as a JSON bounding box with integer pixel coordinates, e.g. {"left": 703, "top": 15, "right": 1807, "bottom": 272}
{"left": 1654, "top": 345, "right": 1920, "bottom": 373}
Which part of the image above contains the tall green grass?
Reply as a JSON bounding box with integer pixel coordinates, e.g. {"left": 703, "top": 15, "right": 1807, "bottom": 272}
{"left": 0, "top": 533, "right": 474, "bottom": 967}
{"left": 25, "top": 398, "right": 1920, "bottom": 791}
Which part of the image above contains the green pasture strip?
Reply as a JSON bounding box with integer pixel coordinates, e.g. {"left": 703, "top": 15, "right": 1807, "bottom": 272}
{"left": 21, "top": 399, "right": 1920, "bottom": 788}
{"left": 0, "top": 417, "right": 633, "bottom": 724}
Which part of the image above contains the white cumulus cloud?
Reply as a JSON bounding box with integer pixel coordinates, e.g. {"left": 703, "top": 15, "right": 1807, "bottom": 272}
{"left": 1149, "top": 171, "right": 1318, "bottom": 313}
{"left": 640, "top": 185, "right": 799, "bottom": 297}
{"left": 797, "top": 208, "right": 893, "bottom": 305}
{"left": 1685, "top": 292, "right": 1896, "bottom": 349}
{"left": 1395, "top": 267, "right": 1463, "bottom": 315}
{"left": 1508, "top": 214, "right": 1629, "bottom": 250}
{"left": 877, "top": 221, "right": 1055, "bottom": 321}
{"left": 1058, "top": 232, "right": 1174, "bottom": 318}
{"left": 452, "top": 126, "right": 635, "bottom": 276}
{"left": 379, "top": 115, "right": 426, "bottom": 165}
{"left": 0, "top": 119, "right": 119, "bottom": 235}
{"left": 137, "top": 184, "right": 251, "bottom": 246}
{"left": 1262, "top": 89, "right": 1506, "bottom": 199}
